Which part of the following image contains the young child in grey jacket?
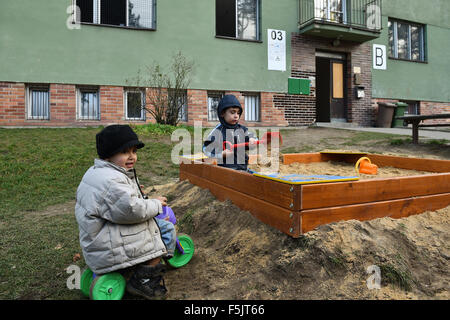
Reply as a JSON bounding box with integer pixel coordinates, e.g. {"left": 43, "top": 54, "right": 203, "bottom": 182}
{"left": 75, "top": 124, "right": 176, "bottom": 300}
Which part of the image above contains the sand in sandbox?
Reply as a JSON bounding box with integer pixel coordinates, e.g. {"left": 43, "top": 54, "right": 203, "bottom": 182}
{"left": 249, "top": 152, "right": 434, "bottom": 180}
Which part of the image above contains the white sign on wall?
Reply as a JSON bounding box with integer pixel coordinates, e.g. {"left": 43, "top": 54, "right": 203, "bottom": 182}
{"left": 267, "top": 29, "right": 286, "bottom": 71}
{"left": 373, "top": 44, "right": 387, "bottom": 70}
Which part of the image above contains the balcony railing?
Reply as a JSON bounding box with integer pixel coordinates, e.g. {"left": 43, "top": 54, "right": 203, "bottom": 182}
{"left": 299, "top": 0, "right": 382, "bottom": 32}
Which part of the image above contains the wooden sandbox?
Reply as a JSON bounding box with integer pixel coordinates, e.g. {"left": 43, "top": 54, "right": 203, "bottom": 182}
{"left": 179, "top": 152, "right": 450, "bottom": 237}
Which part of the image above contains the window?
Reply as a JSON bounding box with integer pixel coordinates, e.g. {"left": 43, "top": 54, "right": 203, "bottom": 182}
{"left": 74, "top": 0, "right": 155, "bottom": 29}
{"left": 125, "top": 89, "right": 145, "bottom": 120}
{"left": 27, "top": 86, "right": 49, "bottom": 120}
{"left": 77, "top": 87, "right": 99, "bottom": 120}
{"left": 208, "top": 92, "right": 224, "bottom": 121}
{"left": 168, "top": 89, "right": 188, "bottom": 122}
{"left": 178, "top": 101, "right": 188, "bottom": 122}
{"left": 216, "top": 0, "right": 260, "bottom": 41}
{"left": 388, "top": 19, "right": 425, "bottom": 62}
{"left": 401, "top": 101, "right": 420, "bottom": 115}
{"left": 244, "top": 93, "right": 260, "bottom": 122}
{"left": 314, "top": 0, "right": 345, "bottom": 24}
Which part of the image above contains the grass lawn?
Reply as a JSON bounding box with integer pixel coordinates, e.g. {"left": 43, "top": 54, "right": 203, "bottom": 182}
{"left": 0, "top": 124, "right": 447, "bottom": 299}
{"left": 0, "top": 125, "right": 181, "bottom": 299}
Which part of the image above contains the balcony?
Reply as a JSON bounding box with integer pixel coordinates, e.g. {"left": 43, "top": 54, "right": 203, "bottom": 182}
{"left": 298, "top": 0, "right": 382, "bottom": 43}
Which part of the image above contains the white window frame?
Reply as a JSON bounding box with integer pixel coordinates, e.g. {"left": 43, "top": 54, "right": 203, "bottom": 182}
{"left": 216, "top": 0, "right": 260, "bottom": 41}
{"left": 26, "top": 85, "right": 50, "bottom": 120}
{"left": 236, "top": 0, "right": 260, "bottom": 40}
{"left": 244, "top": 93, "right": 260, "bottom": 122}
{"left": 74, "top": 0, "right": 156, "bottom": 29}
{"left": 77, "top": 87, "right": 100, "bottom": 120}
{"left": 124, "top": 89, "right": 146, "bottom": 121}
{"left": 207, "top": 92, "right": 224, "bottom": 121}
{"left": 174, "top": 90, "right": 188, "bottom": 122}
{"left": 314, "top": 0, "right": 346, "bottom": 24}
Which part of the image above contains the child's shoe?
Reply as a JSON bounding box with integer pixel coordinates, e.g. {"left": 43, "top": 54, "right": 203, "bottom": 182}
{"left": 126, "top": 264, "right": 168, "bottom": 300}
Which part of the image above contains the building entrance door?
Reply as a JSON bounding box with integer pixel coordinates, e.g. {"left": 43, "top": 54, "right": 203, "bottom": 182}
{"left": 330, "top": 60, "right": 345, "bottom": 120}
{"left": 315, "top": 52, "right": 347, "bottom": 122}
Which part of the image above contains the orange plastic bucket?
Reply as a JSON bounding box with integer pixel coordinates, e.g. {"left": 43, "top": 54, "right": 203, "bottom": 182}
{"left": 355, "top": 157, "right": 378, "bottom": 175}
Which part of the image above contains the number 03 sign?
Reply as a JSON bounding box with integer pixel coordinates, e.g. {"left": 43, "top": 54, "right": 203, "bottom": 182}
{"left": 267, "top": 29, "right": 286, "bottom": 71}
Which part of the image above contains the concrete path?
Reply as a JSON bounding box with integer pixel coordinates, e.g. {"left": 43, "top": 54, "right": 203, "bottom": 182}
{"left": 315, "top": 122, "right": 450, "bottom": 141}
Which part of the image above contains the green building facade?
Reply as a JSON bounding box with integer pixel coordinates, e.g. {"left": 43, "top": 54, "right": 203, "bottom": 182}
{"left": 0, "top": 0, "right": 448, "bottom": 127}
{"left": 371, "top": 0, "right": 450, "bottom": 114}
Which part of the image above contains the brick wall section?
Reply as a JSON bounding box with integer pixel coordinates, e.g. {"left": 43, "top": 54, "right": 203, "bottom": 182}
{"left": 287, "top": 33, "right": 374, "bottom": 126}
{"left": 0, "top": 82, "right": 25, "bottom": 124}
{"left": 373, "top": 98, "right": 450, "bottom": 125}
{"left": 260, "top": 92, "right": 289, "bottom": 127}
{"left": 49, "top": 84, "right": 76, "bottom": 123}
{"left": 1, "top": 80, "right": 448, "bottom": 127}
{"left": 100, "top": 86, "right": 124, "bottom": 122}
{"left": 421, "top": 102, "right": 450, "bottom": 124}
{"left": 185, "top": 90, "right": 288, "bottom": 127}
{"left": 186, "top": 89, "right": 208, "bottom": 126}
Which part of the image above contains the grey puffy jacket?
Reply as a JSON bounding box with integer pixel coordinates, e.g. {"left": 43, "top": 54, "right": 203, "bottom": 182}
{"left": 75, "top": 159, "right": 167, "bottom": 274}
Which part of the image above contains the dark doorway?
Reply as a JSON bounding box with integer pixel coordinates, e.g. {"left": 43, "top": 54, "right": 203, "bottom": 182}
{"left": 316, "top": 57, "right": 330, "bottom": 122}
{"left": 315, "top": 54, "right": 347, "bottom": 122}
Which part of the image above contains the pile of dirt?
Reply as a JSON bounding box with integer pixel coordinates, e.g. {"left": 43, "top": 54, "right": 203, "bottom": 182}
{"left": 146, "top": 180, "right": 450, "bottom": 300}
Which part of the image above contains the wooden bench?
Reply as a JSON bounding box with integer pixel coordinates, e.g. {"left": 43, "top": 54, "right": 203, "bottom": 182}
{"left": 395, "top": 113, "right": 450, "bottom": 144}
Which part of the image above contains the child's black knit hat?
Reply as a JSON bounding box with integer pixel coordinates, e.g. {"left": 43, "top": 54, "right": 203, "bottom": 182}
{"left": 96, "top": 125, "right": 145, "bottom": 159}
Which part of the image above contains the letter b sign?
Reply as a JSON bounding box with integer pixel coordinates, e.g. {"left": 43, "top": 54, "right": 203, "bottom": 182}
{"left": 373, "top": 44, "right": 386, "bottom": 70}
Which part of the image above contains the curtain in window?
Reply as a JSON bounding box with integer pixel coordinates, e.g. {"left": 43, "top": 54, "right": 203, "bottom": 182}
{"left": 170, "top": 90, "right": 188, "bottom": 122}
{"left": 396, "top": 22, "right": 409, "bottom": 60}
{"left": 388, "top": 19, "right": 424, "bottom": 61}
{"left": 127, "top": 91, "right": 144, "bottom": 119}
{"left": 216, "top": 0, "right": 259, "bottom": 40}
{"left": 128, "top": 0, "right": 154, "bottom": 28}
{"left": 244, "top": 95, "right": 260, "bottom": 122}
{"left": 410, "top": 26, "right": 422, "bottom": 61}
{"left": 237, "top": 0, "right": 258, "bottom": 40}
{"left": 80, "top": 91, "right": 99, "bottom": 119}
{"left": 314, "top": 0, "right": 343, "bottom": 23}
{"left": 208, "top": 94, "right": 222, "bottom": 121}
{"left": 30, "top": 90, "right": 49, "bottom": 119}
{"left": 388, "top": 20, "right": 394, "bottom": 57}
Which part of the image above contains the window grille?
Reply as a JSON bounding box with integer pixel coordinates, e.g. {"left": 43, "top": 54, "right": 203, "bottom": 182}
{"left": 125, "top": 90, "right": 145, "bottom": 120}
{"left": 78, "top": 88, "right": 99, "bottom": 120}
{"left": 74, "top": 0, "right": 155, "bottom": 29}
{"left": 28, "top": 86, "right": 49, "bottom": 120}
{"left": 208, "top": 92, "right": 223, "bottom": 121}
{"left": 170, "top": 90, "right": 188, "bottom": 122}
{"left": 244, "top": 94, "right": 260, "bottom": 122}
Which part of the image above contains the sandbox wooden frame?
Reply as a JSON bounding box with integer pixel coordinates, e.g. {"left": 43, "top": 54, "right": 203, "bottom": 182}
{"left": 179, "top": 153, "right": 450, "bottom": 238}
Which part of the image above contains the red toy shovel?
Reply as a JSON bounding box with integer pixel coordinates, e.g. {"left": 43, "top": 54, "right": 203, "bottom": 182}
{"left": 223, "top": 132, "right": 283, "bottom": 150}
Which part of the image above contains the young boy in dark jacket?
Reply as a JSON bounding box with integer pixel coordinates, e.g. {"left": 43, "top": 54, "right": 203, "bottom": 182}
{"left": 203, "top": 94, "right": 257, "bottom": 171}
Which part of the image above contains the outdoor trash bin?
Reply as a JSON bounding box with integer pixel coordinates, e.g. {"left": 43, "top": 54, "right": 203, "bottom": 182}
{"left": 392, "top": 102, "right": 408, "bottom": 127}
{"left": 376, "top": 102, "right": 397, "bottom": 128}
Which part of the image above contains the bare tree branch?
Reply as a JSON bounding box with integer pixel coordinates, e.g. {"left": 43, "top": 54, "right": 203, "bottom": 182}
{"left": 126, "top": 51, "right": 195, "bottom": 125}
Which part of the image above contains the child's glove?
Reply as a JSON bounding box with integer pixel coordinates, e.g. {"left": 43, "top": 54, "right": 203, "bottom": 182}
{"left": 156, "top": 196, "right": 168, "bottom": 207}
{"left": 222, "top": 149, "right": 234, "bottom": 158}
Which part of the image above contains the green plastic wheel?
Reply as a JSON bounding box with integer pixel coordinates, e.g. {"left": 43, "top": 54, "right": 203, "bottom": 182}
{"left": 80, "top": 268, "right": 94, "bottom": 298}
{"left": 167, "top": 234, "right": 195, "bottom": 268}
{"left": 89, "top": 272, "right": 126, "bottom": 300}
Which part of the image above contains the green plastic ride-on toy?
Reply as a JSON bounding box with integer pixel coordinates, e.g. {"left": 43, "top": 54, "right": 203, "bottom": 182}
{"left": 80, "top": 207, "right": 194, "bottom": 300}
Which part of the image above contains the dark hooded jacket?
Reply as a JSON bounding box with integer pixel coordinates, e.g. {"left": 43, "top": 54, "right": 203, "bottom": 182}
{"left": 203, "top": 95, "right": 255, "bottom": 171}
